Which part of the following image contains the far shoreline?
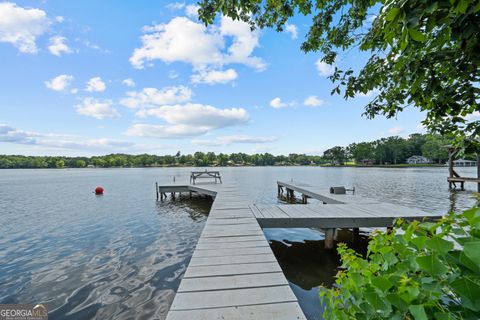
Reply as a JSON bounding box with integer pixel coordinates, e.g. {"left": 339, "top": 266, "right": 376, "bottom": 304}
{"left": 0, "top": 164, "right": 450, "bottom": 169}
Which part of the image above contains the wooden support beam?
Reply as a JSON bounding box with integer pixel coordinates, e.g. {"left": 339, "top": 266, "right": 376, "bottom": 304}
{"left": 324, "top": 228, "right": 336, "bottom": 249}
{"left": 301, "top": 194, "right": 308, "bottom": 204}
{"left": 353, "top": 228, "right": 360, "bottom": 242}
{"left": 156, "top": 182, "right": 159, "bottom": 200}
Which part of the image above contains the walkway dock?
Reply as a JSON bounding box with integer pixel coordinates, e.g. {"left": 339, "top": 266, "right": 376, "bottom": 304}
{"left": 161, "top": 179, "right": 442, "bottom": 320}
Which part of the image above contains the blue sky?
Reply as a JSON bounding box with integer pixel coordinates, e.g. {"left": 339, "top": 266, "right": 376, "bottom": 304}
{"left": 0, "top": 0, "right": 426, "bottom": 156}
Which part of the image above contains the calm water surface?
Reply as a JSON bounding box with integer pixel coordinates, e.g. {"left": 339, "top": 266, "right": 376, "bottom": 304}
{"left": 0, "top": 167, "right": 477, "bottom": 319}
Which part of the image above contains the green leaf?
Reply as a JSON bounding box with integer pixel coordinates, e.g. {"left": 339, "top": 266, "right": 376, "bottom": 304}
{"left": 451, "top": 278, "right": 480, "bottom": 311}
{"left": 425, "top": 237, "right": 454, "bottom": 254}
{"left": 408, "top": 28, "right": 427, "bottom": 42}
{"left": 372, "top": 276, "right": 393, "bottom": 291}
{"left": 463, "top": 240, "right": 480, "bottom": 266}
{"left": 416, "top": 254, "right": 448, "bottom": 275}
{"left": 409, "top": 305, "right": 428, "bottom": 320}
{"left": 456, "top": 0, "right": 470, "bottom": 13}
{"left": 411, "top": 235, "right": 428, "bottom": 249}
{"left": 386, "top": 8, "right": 400, "bottom": 21}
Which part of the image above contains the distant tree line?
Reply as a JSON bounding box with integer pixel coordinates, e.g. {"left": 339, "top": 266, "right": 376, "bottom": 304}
{"left": 0, "top": 133, "right": 473, "bottom": 169}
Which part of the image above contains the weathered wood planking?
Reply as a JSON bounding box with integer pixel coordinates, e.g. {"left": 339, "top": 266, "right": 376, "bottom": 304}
{"left": 161, "top": 179, "right": 442, "bottom": 319}
{"left": 162, "top": 181, "right": 306, "bottom": 320}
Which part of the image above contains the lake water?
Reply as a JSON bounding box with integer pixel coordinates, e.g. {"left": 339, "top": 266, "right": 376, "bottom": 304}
{"left": 0, "top": 167, "right": 477, "bottom": 319}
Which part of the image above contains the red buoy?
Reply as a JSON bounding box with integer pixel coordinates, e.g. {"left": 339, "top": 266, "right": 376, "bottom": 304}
{"left": 95, "top": 186, "right": 104, "bottom": 195}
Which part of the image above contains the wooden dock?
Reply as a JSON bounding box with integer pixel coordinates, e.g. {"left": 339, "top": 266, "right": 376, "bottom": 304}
{"left": 160, "top": 179, "right": 442, "bottom": 319}
{"left": 164, "top": 182, "right": 306, "bottom": 320}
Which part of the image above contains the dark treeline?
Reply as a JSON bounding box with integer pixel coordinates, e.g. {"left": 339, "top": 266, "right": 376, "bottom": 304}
{"left": 0, "top": 133, "right": 471, "bottom": 169}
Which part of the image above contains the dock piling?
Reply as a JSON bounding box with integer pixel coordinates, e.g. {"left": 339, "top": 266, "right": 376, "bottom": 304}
{"left": 324, "top": 228, "right": 336, "bottom": 250}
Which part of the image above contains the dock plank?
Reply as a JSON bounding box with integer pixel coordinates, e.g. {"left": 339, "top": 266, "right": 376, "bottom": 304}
{"left": 166, "top": 302, "right": 306, "bottom": 320}
{"left": 170, "top": 285, "right": 297, "bottom": 310}
{"left": 184, "top": 262, "right": 282, "bottom": 278}
{"left": 177, "top": 272, "right": 287, "bottom": 292}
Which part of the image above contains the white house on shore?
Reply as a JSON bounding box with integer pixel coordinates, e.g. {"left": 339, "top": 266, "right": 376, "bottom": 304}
{"left": 406, "top": 155, "right": 431, "bottom": 164}
{"left": 453, "top": 159, "right": 477, "bottom": 167}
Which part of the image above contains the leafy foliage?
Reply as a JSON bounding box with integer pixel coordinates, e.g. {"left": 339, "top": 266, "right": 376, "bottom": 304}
{"left": 320, "top": 208, "right": 480, "bottom": 320}
{"left": 198, "top": 0, "right": 480, "bottom": 146}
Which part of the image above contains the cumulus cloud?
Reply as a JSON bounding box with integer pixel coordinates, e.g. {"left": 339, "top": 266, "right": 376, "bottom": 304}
{"left": 270, "top": 97, "right": 296, "bottom": 109}
{"left": 0, "top": 124, "right": 133, "bottom": 151}
{"left": 388, "top": 126, "right": 405, "bottom": 135}
{"left": 285, "top": 23, "right": 298, "bottom": 39}
{"left": 48, "top": 36, "right": 72, "bottom": 56}
{"left": 304, "top": 95, "right": 325, "bottom": 107}
{"left": 136, "top": 103, "right": 249, "bottom": 127}
{"left": 120, "top": 86, "right": 193, "bottom": 109}
{"left": 0, "top": 2, "right": 50, "bottom": 53}
{"left": 45, "top": 74, "right": 74, "bottom": 91}
{"left": 192, "top": 135, "right": 277, "bottom": 146}
{"left": 129, "top": 16, "right": 265, "bottom": 73}
{"left": 122, "top": 78, "right": 135, "bottom": 87}
{"left": 315, "top": 59, "right": 335, "bottom": 77}
{"left": 75, "top": 97, "right": 119, "bottom": 119}
{"left": 85, "top": 77, "right": 106, "bottom": 92}
{"left": 185, "top": 4, "right": 200, "bottom": 17}
{"left": 191, "top": 68, "right": 238, "bottom": 85}
{"left": 128, "top": 103, "right": 249, "bottom": 139}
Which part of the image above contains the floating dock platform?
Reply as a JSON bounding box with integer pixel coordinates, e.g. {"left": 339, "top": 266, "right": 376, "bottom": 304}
{"left": 160, "top": 179, "right": 442, "bottom": 320}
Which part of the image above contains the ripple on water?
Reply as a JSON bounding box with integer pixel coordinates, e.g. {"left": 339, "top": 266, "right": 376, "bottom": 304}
{"left": 0, "top": 167, "right": 477, "bottom": 320}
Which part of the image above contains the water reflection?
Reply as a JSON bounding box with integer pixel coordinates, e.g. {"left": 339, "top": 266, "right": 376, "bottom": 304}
{"left": 266, "top": 227, "right": 376, "bottom": 320}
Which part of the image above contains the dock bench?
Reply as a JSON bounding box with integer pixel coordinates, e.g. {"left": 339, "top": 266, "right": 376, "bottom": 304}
{"left": 190, "top": 170, "right": 222, "bottom": 185}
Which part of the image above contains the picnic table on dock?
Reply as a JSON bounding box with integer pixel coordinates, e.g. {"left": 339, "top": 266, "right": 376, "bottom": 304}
{"left": 190, "top": 170, "right": 222, "bottom": 184}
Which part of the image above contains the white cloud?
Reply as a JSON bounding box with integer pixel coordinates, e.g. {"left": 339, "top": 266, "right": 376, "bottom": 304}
{"left": 75, "top": 98, "right": 119, "bottom": 119}
{"left": 55, "top": 16, "right": 65, "bottom": 23}
{"left": 388, "top": 126, "right": 405, "bottom": 135}
{"left": 85, "top": 77, "right": 106, "bottom": 92}
{"left": 168, "top": 70, "right": 179, "bottom": 79}
{"left": 136, "top": 103, "right": 249, "bottom": 127}
{"left": 45, "top": 74, "right": 74, "bottom": 91}
{"left": 285, "top": 23, "right": 298, "bottom": 40}
{"left": 315, "top": 59, "right": 335, "bottom": 77}
{"left": 120, "top": 86, "right": 193, "bottom": 109}
{"left": 48, "top": 36, "right": 72, "bottom": 56}
{"left": 304, "top": 95, "right": 325, "bottom": 107}
{"left": 355, "top": 89, "right": 378, "bottom": 98}
{"left": 166, "top": 2, "right": 185, "bottom": 10}
{"left": 192, "top": 135, "right": 277, "bottom": 146}
{"left": 185, "top": 4, "right": 200, "bottom": 18}
{"left": 464, "top": 111, "right": 480, "bottom": 122}
{"left": 128, "top": 103, "right": 249, "bottom": 139}
{"left": 122, "top": 78, "right": 135, "bottom": 87}
{"left": 0, "top": 124, "right": 133, "bottom": 151}
{"left": 270, "top": 97, "right": 295, "bottom": 109}
{"left": 0, "top": 2, "right": 50, "bottom": 53}
{"left": 191, "top": 68, "right": 238, "bottom": 85}
{"left": 126, "top": 123, "right": 210, "bottom": 139}
{"left": 130, "top": 16, "right": 265, "bottom": 72}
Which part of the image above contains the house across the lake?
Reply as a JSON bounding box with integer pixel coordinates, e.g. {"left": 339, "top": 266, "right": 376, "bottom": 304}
{"left": 453, "top": 159, "right": 477, "bottom": 167}
{"left": 359, "top": 159, "right": 376, "bottom": 165}
{"left": 406, "top": 155, "right": 431, "bottom": 164}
